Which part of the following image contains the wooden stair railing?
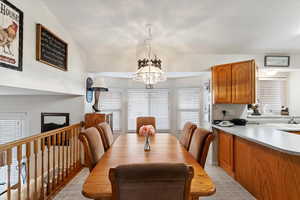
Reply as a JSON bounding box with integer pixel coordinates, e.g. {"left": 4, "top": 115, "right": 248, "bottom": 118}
{"left": 0, "top": 122, "right": 84, "bottom": 200}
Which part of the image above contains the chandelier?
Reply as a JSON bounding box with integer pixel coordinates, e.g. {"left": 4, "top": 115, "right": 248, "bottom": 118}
{"left": 133, "top": 25, "right": 166, "bottom": 89}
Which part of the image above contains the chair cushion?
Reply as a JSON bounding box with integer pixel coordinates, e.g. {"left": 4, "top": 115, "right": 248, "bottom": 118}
{"left": 97, "top": 122, "right": 114, "bottom": 151}
{"left": 188, "top": 128, "right": 210, "bottom": 163}
{"left": 179, "top": 122, "right": 197, "bottom": 150}
{"left": 110, "top": 163, "right": 193, "bottom": 200}
{"left": 80, "top": 127, "right": 105, "bottom": 167}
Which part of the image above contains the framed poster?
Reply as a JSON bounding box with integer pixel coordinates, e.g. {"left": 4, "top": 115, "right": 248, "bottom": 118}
{"left": 264, "top": 56, "right": 290, "bottom": 67}
{"left": 0, "top": 0, "right": 23, "bottom": 71}
{"left": 36, "top": 24, "right": 68, "bottom": 71}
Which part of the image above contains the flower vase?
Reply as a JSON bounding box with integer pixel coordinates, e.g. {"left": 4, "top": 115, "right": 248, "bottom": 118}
{"left": 144, "top": 136, "right": 151, "bottom": 152}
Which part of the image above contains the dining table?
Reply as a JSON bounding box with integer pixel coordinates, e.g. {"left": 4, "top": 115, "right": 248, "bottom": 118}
{"left": 82, "top": 133, "right": 216, "bottom": 200}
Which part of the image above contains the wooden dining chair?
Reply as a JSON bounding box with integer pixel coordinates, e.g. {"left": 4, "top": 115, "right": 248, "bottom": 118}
{"left": 136, "top": 116, "right": 156, "bottom": 134}
{"left": 109, "top": 163, "right": 194, "bottom": 200}
{"left": 179, "top": 122, "right": 197, "bottom": 151}
{"left": 188, "top": 128, "right": 215, "bottom": 168}
{"left": 96, "top": 122, "right": 114, "bottom": 151}
{"left": 79, "top": 127, "right": 105, "bottom": 171}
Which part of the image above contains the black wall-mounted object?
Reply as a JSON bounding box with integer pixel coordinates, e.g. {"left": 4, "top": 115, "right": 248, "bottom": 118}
{"left": 86, "top": 77, "right": 94, "bottom": 103}
{"left": 41, "top": 112, "right": 70, "bottom": 132}
{"left": 41, "top": 112, "right": 70, "bottom": 146}
{"left": 264, "top": 56, "right": 290, "bottom": 67}
{"left": 36, "top": 24, "right": 68, "bottom": 71}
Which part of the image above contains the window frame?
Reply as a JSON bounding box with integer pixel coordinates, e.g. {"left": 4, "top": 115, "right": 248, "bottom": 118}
{"left": 127, "top": 88, "right": 171, "bottom": 133}
{"left": 255, "top": 78, "right": 288, "bottom": 116}
{"left": 176, "top": 87, "right": 201, "bottom": 131}
{"left": 99, "top": 89, "right": 123, "bottom": 132}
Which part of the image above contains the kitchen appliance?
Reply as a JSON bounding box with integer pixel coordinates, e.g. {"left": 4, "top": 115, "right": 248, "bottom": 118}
{"left": 213, "top": 120, "right": 234, "bottom": 127}
{"left": 230, "top": 118, "right": 247, "bottom": 126}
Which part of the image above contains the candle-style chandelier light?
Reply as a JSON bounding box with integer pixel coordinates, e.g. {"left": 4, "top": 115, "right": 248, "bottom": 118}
{"left": 133, "top": 24, "right": 166, "bottom": 89}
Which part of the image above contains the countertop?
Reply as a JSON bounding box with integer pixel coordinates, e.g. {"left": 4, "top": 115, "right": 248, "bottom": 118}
{"left": 212, "top": 124, "right": 300, "bottom": 156}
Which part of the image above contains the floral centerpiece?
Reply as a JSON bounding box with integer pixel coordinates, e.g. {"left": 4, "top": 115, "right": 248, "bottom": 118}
{"left": 139, "top": 125, "right": 155, "bottom": 151}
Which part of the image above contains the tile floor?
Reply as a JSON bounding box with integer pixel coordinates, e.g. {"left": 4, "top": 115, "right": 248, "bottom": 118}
{"left": 54, "top": 164, "right": 255, "bottom": 200}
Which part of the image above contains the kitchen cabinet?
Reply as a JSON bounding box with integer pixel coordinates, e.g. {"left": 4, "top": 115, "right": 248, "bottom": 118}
{"left": 215, "top": 127, "right": 300, "bottom": 200}
{"left": 212, "top": 60, "right": 256, "bottom": 104}
{"left": 218, "top": 131, "right": 234, "bottom": 177}
{"left": 212, "top": 64, "right": 232, "bottom": 103}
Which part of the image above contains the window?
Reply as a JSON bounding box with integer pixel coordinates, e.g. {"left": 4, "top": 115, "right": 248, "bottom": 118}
{"left": 99, "top": 89, "right": 122, "bottom": 131}
{"left": 257, "top": 79, "right": 287, "bottom": 114}
{"left": 127, "top": 89, "right": 169, "bottom": 131}
{"left": 177, "top": 88, "right": 201, "bottom": 130}
{"left": 0, "top": 113, "right": 27, "bottom": 193}
{"left": 0, "top": 112, "right": 27, "bottom": 144}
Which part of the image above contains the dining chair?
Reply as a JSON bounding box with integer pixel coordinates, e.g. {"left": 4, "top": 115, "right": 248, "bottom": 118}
{"left": 188, "top": 128, "right": 215, "bottom": 168}
{"left": 79, "top": 127, "right": 105, "bottom": 171}
{"left": 179, "top": 122, "right": 197, "bottom": 151}
{"left": 109, "top": 163, "right": 194, "bottom": 200}
{"left": 96, "top": 122, "right": 114, "bottom": 151}
{"left": 136, "top": 116, "right": 156, "bottom": 134}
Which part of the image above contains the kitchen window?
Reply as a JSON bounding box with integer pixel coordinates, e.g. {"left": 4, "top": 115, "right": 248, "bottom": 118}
{"left": 127, "top": 89, "right": 170, "bottom": 132}
{"left": 257, "top": 79, "right": 287, "bottom": 115}
{"left": 177, "top": 88, "right": 201, "bottom": 130}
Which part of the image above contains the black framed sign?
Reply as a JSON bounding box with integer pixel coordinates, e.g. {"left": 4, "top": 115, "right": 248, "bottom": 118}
{"left": 264, "top": 56, "right": 290, "bottom": 67}
{"left": 0, "top": 0, "right": 23, "bottom": 71}
{"left": 36, "top": 24, "right": 68, "bottom": 71}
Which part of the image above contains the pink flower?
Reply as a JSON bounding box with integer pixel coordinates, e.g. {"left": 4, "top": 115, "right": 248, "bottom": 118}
{"left": 139, "top": 125, "right": 156, "bottom": 136}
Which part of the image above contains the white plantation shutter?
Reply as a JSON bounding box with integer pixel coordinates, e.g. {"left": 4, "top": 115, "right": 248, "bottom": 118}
{"left": 0, "top": 113, "right": 27, "bottom": 193}
{"left": 177, "top": 88, "right": 201, "bottom": 130}
{"left": 0, "top": 113, "right": 26, "bottom": 144}
{"left": 257, "top": 79, "right": 287, "bottom": 114}
{"left": 149, "top": 90, "right": 170, "bottom": 130}
{"left": 99, "top": 90, "right": 122, "bottom": 131}
{"left": 128, "top": 90, "right": 149, "bottom": 131}
{"left": 127, "top": 89, "right": 169, "bottom": 131}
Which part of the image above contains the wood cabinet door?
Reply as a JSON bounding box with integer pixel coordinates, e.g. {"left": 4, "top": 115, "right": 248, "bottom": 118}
{"left": 212, "top": 64, "right": 232, "bottom": 103}
{"left": 231, "top": 60, "right": 256, "bottom": 104}
{"left": 218, "top": 131, "right": 234, "bottom": 177}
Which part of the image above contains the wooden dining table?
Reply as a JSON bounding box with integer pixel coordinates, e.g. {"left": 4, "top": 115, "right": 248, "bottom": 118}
{"left": 82, "top": 134, "right": 216, "bottom": 200}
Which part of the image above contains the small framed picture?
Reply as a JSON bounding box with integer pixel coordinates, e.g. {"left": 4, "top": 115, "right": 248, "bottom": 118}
{"left": 264, "top": 56, "right": 290, "bottom": 67}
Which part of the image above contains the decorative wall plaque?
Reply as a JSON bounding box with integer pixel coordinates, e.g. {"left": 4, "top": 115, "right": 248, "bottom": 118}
{"left": 36, "top": 24, "right": 68, "bottom": 71}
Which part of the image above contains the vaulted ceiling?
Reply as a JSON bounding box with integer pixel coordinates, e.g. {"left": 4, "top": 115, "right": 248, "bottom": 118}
{"left": 42, "top": 0, "right": 300, "bottom": 72}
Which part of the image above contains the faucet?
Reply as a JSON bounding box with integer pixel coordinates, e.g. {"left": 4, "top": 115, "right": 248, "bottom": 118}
{"left": 288, "top": 116, "right": 298, "bottom": 124}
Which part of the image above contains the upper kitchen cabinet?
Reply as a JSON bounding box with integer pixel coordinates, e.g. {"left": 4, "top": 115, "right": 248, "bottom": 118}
{"left": 212, "top": 64, "right": 232, "bottom": 103}
{"left": 212, "top": 60, "right": 256, "bottom": 104}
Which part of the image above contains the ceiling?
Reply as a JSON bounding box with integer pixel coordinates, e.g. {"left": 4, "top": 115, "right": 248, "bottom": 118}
{"left": 42, "top": 0, "right": 300, "bottom": 72}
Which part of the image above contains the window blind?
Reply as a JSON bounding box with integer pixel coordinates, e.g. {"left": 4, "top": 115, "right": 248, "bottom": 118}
{"left": 0, "top": 113, "right": 26, "bottom": 144}
{"left": 0, "top": 113, "right": 27, "bottom": 193}
{"left": 99, "top": 90, "right": 122, "bottom": 131}
{"left": 257, "top": 79, "right": 287, "bottom": 114}
{"left": 127, "top": 89, "right": 169, "bottom": 131}
{"left": 177, "top": 88, "right": 201, "bottom": 130}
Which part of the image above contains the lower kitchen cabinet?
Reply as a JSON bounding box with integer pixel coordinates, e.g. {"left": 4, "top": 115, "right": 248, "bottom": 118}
{"left": 218, "top": 131, "right": 234, "bottom": 177}
{"left": 217, "top": 129, "right": 300, "bottom": 200}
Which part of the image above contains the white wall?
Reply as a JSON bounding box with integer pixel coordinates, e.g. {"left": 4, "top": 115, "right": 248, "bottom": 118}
{"left": 89, "top": 53, "right": 300, "bottom": 72}
{"left": 0, "top": 0, "right": 87, "bottom": 95}
{"left": 288, "top": 71, "right": 300, "bottom": 116}
{"left": 95, "top": 75, "right": 210, "bottom": 134}
{"left": 0, "top": 95, "right": 84, "bottom": 136}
